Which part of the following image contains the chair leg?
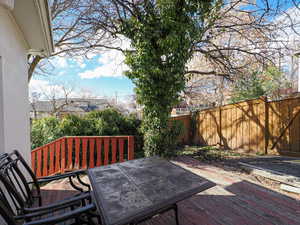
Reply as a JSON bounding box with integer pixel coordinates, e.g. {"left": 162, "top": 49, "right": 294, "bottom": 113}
{"left": 174, "top": 204, "right": 179, "bottom": 225}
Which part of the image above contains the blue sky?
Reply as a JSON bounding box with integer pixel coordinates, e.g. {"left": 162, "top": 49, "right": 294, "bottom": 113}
{"left": 30, "top": 45, "right": 135, "bottom": 100}
{"left": 30, "top": 1, "right": 298, "bottom": 101}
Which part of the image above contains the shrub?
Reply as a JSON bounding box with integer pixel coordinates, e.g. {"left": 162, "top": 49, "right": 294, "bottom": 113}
{"left": 84, "top": 109, "right": 124, "bottom": 135}
{"left": 31, "top": 117, "right": 60, "bottom": 149}
{"left": 31, "top": 108, "right": 143, "bottom": 156}
{"left": 59, "top": 114, "right": 88, "bottom": 136}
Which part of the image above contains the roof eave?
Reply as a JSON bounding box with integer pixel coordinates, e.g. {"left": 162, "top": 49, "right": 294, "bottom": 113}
{"left": 32, "top": 0, "right": 54, "bottom": 56}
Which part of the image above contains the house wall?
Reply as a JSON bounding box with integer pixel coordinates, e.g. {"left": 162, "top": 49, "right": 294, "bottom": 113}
{"left": 0, "top": 6, "right": 30, "bottom": 162}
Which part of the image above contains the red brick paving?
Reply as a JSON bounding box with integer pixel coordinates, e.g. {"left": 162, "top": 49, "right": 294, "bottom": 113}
{"left": 41, "top": 156, "right": 300, "bottom": 225}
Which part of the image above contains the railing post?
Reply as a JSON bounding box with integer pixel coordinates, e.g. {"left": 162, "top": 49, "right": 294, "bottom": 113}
{"left": 31, "top": 151, "right": 36, "bottom": 175}
{"left": 128, "top": 136, "right": 134, "bottom": 160}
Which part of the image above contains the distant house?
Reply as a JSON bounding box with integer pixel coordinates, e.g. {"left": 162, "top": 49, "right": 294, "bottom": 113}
{"left": 0, "top": 0, "right": 53, "bottom": 162}
{"left": 30, "top": 98, "right": 110, "bottom": 119}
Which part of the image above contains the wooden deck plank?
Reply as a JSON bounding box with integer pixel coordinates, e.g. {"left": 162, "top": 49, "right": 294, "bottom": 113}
{"left": 40, "top": 156, "right": 300, "bottom": 225}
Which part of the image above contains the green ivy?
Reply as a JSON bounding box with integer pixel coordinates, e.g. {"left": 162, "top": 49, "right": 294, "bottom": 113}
{"left": 121, "top": 0, "right": 220, "bottom": 156}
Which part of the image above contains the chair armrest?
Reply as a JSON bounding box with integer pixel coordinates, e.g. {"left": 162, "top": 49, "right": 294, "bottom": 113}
{"left": 22, "top": 204, "right": 96, "bottom": 225}
{"left": 22, "top": 192, "right": 91, "bottom": 214}
{"left": 35, "top": 169, "right": 87, "bottom": 184}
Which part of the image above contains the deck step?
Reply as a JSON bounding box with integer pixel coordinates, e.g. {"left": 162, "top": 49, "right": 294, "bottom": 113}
{"left": 239, "top": 162, "right": 300, "bottom": 192}
{"left": 280, "top": 184, "right": 300, "bottom": 194}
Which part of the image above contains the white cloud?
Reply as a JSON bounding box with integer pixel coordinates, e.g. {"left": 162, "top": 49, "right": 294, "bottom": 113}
{"left": 56, "top": 57, "right": 68, "bottom": 68}
{"left": 29, "top": 79, "right": 100, "bottom": 100}
{"left": 29, "top": 79, "right": 67, "bottom": 100}
{"left": 79, "top": 36, "right": 131, "bottom": 79}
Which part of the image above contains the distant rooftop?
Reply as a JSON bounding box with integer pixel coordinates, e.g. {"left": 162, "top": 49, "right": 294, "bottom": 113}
{"left": 30, "top": 98, "right": 110, "bottom": 113}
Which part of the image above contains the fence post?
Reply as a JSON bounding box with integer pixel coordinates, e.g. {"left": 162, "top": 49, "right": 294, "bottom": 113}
{"left": 263, "top": 97, "right": 269, "bottom": 154}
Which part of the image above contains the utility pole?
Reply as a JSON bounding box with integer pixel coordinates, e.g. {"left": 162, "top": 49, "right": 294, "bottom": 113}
{"left": 115, "top": 91, "right": 118, "bottom": 105}
{"left": 294, "top": 51, "right": 300, "bottom": 92}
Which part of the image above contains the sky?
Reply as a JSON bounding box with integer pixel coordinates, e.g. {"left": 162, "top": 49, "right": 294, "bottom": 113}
{"left": 29, "top": 0, "right": 299, "bottom": 102}
{"left": 29, "top": 43, "right": 135, "bottom": 101}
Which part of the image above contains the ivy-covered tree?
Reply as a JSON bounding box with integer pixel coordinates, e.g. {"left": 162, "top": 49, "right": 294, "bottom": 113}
{"left": 87, "top": 1, "right": 221, "bottom": 156}
{"left": 122, "top": 1, "right": 221, "bottom": 156}
{"left": 86, "top": 0, "right": 300, "bottom": 156}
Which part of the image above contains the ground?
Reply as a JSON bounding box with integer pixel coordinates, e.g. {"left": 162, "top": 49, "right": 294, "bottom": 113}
{"left": 41, "top": 153, "right": 300, "bottom": 225}
{"left": 178, "top": 146, "right": 300, "bottom": 199}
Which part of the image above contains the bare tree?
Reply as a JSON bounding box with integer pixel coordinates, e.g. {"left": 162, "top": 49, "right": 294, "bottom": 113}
{"left": 29, "top": 92, "right": 41, "bottom": 120}
{"left": 184, "top": 75, "right": 231, "bottom": 108}
{"left": 30, "top": 0, "right": 300, "bottom": 83}
{"left": 83, "top": 0, "right": 300, "bottom": 80}
{"left": 28, "top": 0, "right": 117, "bottom": 81}
{"left": 183, "top": 0, "right": 300, "bottom": 107}
{"left": 186, "top": 1, "right": 300, "bottom": 79}
{"left": 29, "top": 80, "right": 75, "bottom": 118}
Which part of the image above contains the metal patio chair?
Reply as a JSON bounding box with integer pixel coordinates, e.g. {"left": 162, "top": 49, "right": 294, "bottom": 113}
{"left": 0, "top": 169, "right": 99, "bottom": 225}
{"left": 1, "top": 150, "right": 90, "bottom": 208}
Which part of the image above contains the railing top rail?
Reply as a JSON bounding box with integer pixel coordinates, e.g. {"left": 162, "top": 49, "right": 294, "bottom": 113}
{"left": 64, "top": 135, "right": 134, "bottom": 138}
{"left": 31, "top": 137, "right": 66, "bottom": 153}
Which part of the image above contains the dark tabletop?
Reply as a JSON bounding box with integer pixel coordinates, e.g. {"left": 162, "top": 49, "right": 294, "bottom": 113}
{"left": 88, "top": 157, "right": 215, "bottom": 225}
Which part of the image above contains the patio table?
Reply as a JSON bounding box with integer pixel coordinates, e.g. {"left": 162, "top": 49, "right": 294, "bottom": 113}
{"left": 88, "top": 157, "right": 215, "bottom": 225}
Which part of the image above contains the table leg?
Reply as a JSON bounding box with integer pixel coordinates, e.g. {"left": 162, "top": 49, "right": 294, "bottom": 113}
{"left": 174, "top": 204, "right": 179, "bottom": 225}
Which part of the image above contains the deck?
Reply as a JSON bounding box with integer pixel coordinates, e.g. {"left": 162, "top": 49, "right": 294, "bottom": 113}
{"left": 41, "top": 156, "right": 300, "bottom": 225}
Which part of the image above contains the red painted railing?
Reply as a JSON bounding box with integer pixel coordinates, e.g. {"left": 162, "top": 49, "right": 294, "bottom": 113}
{"left": 31, "top": 136, "right": 134, "bottom": 178}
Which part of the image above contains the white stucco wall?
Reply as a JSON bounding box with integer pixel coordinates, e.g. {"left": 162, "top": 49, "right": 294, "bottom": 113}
{"left": 0, "top": 6, "right": 30, "bottom": 162}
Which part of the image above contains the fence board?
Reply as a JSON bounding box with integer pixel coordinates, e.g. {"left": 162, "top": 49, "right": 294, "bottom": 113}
{"left": 174, "top": 97, "right": 300, "bottom": 156}
{"left": 96, "top": 138, "right": 102, "bottom": 166}
{"left": 75, "top": 138, "right": 80, "bottom": 169}
{"left": 67, "top": 138, "right": 73, "bottom": 169}
{"left": 55, "top": 141, "right": 61, "bottom": 173}
{"left": 119, "top": 139, "right": 124, "bottom": 162}
{"left": 61, "top": 138, "right": 66, "bottom": 173}
{"left": 103, "top": 138, "right": 109, "bottom": 165}
{"left": 89, "top": 138, "right": 95, "bottom": 168}
{"left": 42, "top": 147, "right": 48, "bottom": 177}
{"left": 82, "top": 138, "right": 88, "bottom": 169}
{"left": 37, "top": 150, "right": 42, "bottom": 177}
{"left": 49, "top": 144, "right": 55, "bottom": 175}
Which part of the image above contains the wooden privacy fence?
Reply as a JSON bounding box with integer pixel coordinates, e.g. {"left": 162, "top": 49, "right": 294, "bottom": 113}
{"left": 176, "top": 97, "right": 300, "bottom": 156}
{"left": 31, "top": 136, "right": 134, "bottom": 178}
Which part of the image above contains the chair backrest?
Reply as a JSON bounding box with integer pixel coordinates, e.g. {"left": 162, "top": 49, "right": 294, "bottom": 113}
{"left": 0, "top": 150, "right": 41, "bottom": 210}
{"left": 9, "top": 150, "right": 39, "bottom": 188}
{"left": 0, "top": 159, "right": 25, "bottom": 225}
